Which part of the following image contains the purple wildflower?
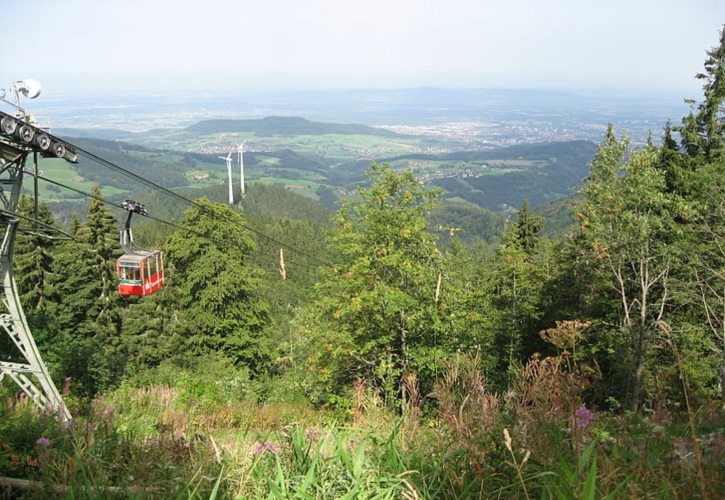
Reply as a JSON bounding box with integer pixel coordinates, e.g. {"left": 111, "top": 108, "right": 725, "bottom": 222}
{"left": 254, "top": 442, "right": 279, "bottom": 455}
{"left": 36, "top": 437, "right": 52, "bottom": 446}
{"left": 574, "top": 405, "right": 594, "bottom": 428}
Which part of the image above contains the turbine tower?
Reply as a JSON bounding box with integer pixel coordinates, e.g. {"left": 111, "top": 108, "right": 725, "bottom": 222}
{"left": 219, "top": 148, "right": 234, "bottom": 205}
{"left": 237, "top": 142, "right": 245, "bottom": 196}
{"left": 237, "top": 143, "right": 249, "bottom": 196}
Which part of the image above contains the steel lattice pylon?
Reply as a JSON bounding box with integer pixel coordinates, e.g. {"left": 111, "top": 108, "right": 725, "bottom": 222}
{"left": 0, "top": 146, "right": 70, "bottom": 422}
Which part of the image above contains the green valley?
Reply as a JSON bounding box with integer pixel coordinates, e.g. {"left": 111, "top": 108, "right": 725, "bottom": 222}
{"left": 41, "top": 117, "right": 598, "bottom": 220}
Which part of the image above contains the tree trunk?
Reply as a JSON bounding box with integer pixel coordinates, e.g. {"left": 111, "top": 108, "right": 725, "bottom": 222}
{"left": 628, "top": 329, "right": 646, "bottom": 411}
{"left": 399, "top": 309, "right": 408, "bottom": 371}
{"left": 629, "top": 355, "right": 645, "bottom": 411}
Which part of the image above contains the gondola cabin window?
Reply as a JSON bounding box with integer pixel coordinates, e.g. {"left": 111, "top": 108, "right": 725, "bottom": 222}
{"left": 117, "top": 250, "right": 164, "bottom": 296}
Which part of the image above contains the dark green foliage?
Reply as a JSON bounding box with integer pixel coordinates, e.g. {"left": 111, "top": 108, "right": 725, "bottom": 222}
{"left": 391, "top": 140, "right": 597, "bottom": 165}
{"left": 485, "top": 207, "right": 547, "bottom": 387}
{"left": 70, "top": 138, "right": 189, "bottom": 189}
{"left": 331, "top": 140, "right": 598, "bottom": 209}
{"left": 42, "top": 186, "right": 124, "bottom": 394}
{"left": 165, "top": 198, "right": 271, "bottom": 373}
{"left": 76, "top": 186, "right": 122, "bottom": 330}
{"left": 15, "top": 197, "right": 58, "bottom": 314}
{"left": 429, "top": 201, "right": 505, "bottom": 244}
{"left": 247, "top": 213, "right": 331, "bottom": 349}
{"left": 126, "top": 182, "right": 331, "bottom": 250}
{"left": 679, "top": 27, "right": 725, "bottom": 163}
{"left": 569, "top": 128, "right": 720, "bottom": 409}
{"left": 429, "top": 141, "right": 597, "bottom": 210}
{"left": 659, "top": 122, "right": 686, "bottom": 192}
{"left": 241, "top": 183, "right": 332, "bottom": 225}
{"left": 9, "top": 198, "right": 63, "bottom": 369}
{"left": 537, "top": 196, "right": 577, "bottom": 237}
{"left": 117, "top": 283, "right": 185, "bottom": 371}
{"left": 437, "top": 238, "right": 498, "bottom": 374}
{"left": 513, "top": 200, "right": 543, "bottom": 253}
{"left": 315, "top": 184, "right": 339, "bottom": 209}
{"left": 301, "top": 164, "right": 446, "bottom": 402}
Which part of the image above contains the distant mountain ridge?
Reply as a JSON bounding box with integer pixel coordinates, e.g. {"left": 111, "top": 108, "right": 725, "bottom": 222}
{"left": 185, "top": 116, "right": 403, "bottom": 137}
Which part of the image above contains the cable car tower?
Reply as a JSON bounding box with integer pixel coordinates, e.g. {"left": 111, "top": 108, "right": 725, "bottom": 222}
{"left": 0, "top": 80, "right": 78, "bottom": 422}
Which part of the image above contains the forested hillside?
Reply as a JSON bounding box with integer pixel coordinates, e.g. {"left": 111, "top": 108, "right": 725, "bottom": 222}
{"left": 71, "top": 138, "right": 191, "bottom": 189}
{"left": 41, "top": 134, "right": 597, "bottom": 213}
{"left": 0, "top": 29, "right": 723, "bottom": 499}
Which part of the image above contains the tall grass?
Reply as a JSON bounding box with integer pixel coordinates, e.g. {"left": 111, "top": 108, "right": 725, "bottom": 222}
{"left": 0, "top": 354, "right": 722, "bottom": 498}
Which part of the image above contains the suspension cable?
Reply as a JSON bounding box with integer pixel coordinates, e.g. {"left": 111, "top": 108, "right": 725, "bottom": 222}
{"left": 66, "top": 142, "right": 335, "bottom": 268}
{"left": 31, "top": 171, "right": 325, "bottom": 276}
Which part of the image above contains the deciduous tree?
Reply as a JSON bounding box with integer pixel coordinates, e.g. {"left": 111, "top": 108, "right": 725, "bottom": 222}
{"left": 576, "top": 135, "right": 688, "bottom": 409}
{"left": 304, "top": 163, "right": 445, "bottom": 403}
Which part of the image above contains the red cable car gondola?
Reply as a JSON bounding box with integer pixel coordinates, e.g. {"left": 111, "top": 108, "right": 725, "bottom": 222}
{"left": 116, "top": 200, "right": 164, "bottom": 296}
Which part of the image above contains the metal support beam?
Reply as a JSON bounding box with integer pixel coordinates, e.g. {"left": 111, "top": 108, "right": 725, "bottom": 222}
{"left": 0, "top": 152, "right": 70, "bottom": 421}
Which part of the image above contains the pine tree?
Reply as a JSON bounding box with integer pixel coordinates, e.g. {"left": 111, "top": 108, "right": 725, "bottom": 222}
{"left": 695, "top": 26, "right": 725, "bottom": 161}
{"left": 658, "top": 121, "right": 686, "bottom": 193}
{"left": 663, "top": 28, "right": 725, "bottom": 402}
{"left": 514, "top": 199, "right": 543, "bottom": 255}
{"left": 488, "top": 212, "right": 544, "bottom": 387}
{"left": 679, "top": 26, "right": 725, "bottom": 164}
{"left": 119, "top": 283, "right": 185, "bottom": 370}
{"left": 165, "top": 198, "right": 271, "bottom": 373}
{"left": 76, "top": 185, "right": 120, "bottom": 327}
{"left": 15, "top": 197, "right": 58, "bottom": 314}
{"left": 9, "top": 197, "right": 61, "bottom": 368}
{"left": 45, "top": 187, "right": 123, "bottom": 394}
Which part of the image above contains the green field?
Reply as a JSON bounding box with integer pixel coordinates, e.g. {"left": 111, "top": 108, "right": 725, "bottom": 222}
{"left": 130, "top": 130, "right": 430, "bottom": 160}
{"left": 36, "top": 127, "right": 595, "bottom": 214}
{"left": 255, "top": 176, "right": 322, "bottom": 200}
{"left": 34, "top": 157, "right": 127, "bottom": 199}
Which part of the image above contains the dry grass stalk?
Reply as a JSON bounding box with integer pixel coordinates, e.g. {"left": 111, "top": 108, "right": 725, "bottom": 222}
{"left": 437, "top": 356, "right": 500, "bottom": 437}
{"left": 402, "top": 372, "right": 421, "bottom": 439}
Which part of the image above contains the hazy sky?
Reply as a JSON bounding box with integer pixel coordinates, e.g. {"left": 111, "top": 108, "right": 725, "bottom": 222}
{"left": 2, "top": 0, "right": 722, "bottom": 94}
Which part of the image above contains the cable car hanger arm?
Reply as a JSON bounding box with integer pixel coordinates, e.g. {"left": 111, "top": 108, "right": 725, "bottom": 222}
{"left": 120, "top": 199, "right": 147, "bottom": 253}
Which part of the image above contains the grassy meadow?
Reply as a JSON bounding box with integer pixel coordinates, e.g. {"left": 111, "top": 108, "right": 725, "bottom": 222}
{"left": 1, "top": 354, "right": 722, "bottom": 498}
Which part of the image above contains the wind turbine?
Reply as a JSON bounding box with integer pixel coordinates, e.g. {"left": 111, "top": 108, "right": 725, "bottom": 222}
{"left": 237, "top": 142, "right": 245, "bottom": 196}
{"left": 219, "top": 148, "right": 234, "bottom": 205}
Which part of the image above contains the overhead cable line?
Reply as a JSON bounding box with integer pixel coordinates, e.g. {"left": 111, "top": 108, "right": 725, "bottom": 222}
{"left": 65, "top": 142, "right": 335, "bottom": 268}
{"left": 34, "top": 172, "right": 323, "bottom": 277}
{"left": 33, "top": 171, "right": 197, "bottom": 236}
{"left": 0, "top": 207, "right": 75, "bottom": 240}
{"left": 30, "top": 171, "right": 325, "bottom": 277}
